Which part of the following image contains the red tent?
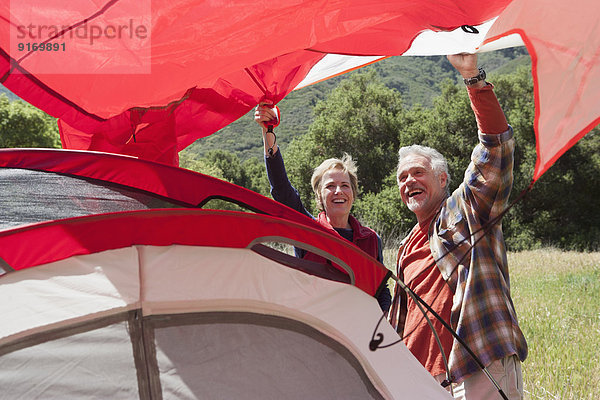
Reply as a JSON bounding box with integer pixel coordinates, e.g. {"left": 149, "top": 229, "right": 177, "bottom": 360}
{"left": 0, "top": 148, "right": 451, "bottom": 399}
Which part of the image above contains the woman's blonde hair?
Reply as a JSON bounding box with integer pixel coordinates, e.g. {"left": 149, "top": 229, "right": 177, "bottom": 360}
{"left": 310, "top": 153, "right": 359, "bottom": 211}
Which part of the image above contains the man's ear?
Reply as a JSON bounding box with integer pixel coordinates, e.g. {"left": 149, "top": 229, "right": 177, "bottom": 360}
{"left": 439, "top": 172, "right": 448, "bottom": 189}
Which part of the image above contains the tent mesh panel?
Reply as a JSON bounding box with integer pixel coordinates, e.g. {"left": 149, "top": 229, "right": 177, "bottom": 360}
{"left": 0, "top": 311, "right": 387, "bottom": 399}
{"left": 148, "top": 312, "right": 385, "bottom": 400}
{"left": 0, "top": 168, "right": 181, "bottom": 229}
{"left": 0, "top": 320, "right": 140, "bottom": 399}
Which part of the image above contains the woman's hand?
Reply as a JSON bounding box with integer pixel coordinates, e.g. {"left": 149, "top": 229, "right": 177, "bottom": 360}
{"left": 254, "top": 103, "right": 279, "bottom": 134}
{"left": 254, "top": 102, "right": 280, "bottom": 157}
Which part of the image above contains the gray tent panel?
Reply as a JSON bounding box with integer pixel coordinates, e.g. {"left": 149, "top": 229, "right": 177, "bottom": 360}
{"left": 149, "top": 312, "right": 384, "bottom": 400}
{"left": 0, "top": 310, "right": 391, "bottom": 400}
{"left": 0, "top": 168, "right": 180, "bottom": 230}
{"left": 0, "top": 320, "right": 139, "bottom": 399}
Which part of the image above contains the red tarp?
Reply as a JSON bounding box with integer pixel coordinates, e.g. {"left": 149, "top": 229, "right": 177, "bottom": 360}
{"left": 1, "top": 0, "right": 598, "bottom": 179}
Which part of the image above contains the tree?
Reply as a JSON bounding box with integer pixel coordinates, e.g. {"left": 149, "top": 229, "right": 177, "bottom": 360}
{"left": 352, "top": 174, "right": 414, "bottom": 244}
{"left": 284, "top": 71, "right": 405, "bottom": 211}
{"left": 179, "top": 150, "right": 225, "bottom": 179}
{"left": 0, "top": 94, "right": 60, "bottom": 148}
{"left": 242, "top": 157, "right": 270, "bottom": 197}
{"left": 179, "top": 149, "right": 270, "bottom": 197}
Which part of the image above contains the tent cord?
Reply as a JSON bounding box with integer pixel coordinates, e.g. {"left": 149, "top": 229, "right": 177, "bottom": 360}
{"left": 371, "top": 278, "right": 507, "bottom": 399}
{"left": 401, "top": 280, "right": 453, "bottom": 395}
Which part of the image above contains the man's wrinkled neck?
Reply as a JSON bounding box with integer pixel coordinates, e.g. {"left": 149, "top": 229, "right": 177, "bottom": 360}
{"left": 416, "top": 195, "right": 447, "bottom": 228}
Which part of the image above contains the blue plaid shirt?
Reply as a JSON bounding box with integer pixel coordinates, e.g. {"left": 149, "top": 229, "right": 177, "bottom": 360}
{"left": 427, "top": 127, "right": 528, "bottom": 382}
{"left": 390, "top": 125, "right": 529, "bottom": 382}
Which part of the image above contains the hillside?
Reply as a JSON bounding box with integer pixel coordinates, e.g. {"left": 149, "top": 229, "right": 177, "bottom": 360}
{"left": 183, "top": 47, "right": 530, "bottom": 161}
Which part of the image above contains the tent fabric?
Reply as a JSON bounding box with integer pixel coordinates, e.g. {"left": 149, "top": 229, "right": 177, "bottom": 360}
{"left": 0, "top": 209, "right": 389, "bottom": 296}
{"left": 0, "top": 310, "right": 392, "bottom": 399}
{"left": 0, "top": 148, "right": 453, "bottom": 398}
{"left": 1, "top": 319, "right": 141, "bottom": 399}
{"left": 0, "top": 243, "right": 452, "bottom": 399}
{"left": 1, "top": 0, "right": 506, "bottom": 164}
{"left": 2, "top": 1, "right": 508, "bottom": 114}
{"left": 151, "top": 313, "right": 385, "bottom": 399}
{"left": 481, "top": 0, "right": 600, "bottom": 180}
{"left": 0, "top": 167, "right": 180, "bottom": 230}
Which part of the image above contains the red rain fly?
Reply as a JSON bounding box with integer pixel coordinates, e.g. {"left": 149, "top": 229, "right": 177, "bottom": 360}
{"left": 1, "top": 0, "right": 598, "bottom": 180}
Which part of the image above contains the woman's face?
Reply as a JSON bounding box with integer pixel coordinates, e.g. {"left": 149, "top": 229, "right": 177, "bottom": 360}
{"left": 319, "top": 168, "right": 354, "bottom": 221}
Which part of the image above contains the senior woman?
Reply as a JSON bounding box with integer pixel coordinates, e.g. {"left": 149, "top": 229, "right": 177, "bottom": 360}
{"left": 255, "top": 104, "right": 391, "bottom": 312}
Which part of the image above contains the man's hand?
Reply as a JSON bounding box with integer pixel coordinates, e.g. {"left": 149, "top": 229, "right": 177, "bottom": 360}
{"left": 447, "top": 54, "right": 485, "bottom": 89}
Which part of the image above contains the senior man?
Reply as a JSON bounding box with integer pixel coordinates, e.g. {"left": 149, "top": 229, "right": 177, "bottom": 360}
{"left": 388, "top": 53, "right": 528, "bottom": 400}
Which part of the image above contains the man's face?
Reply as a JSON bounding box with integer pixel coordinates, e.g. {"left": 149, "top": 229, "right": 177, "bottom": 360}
{"left": 397, "top": 154, "right": 447, "bottom": 223}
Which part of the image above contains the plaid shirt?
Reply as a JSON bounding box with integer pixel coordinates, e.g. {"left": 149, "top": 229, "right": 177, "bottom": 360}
{"left": 392, "top": 127, "right": 528, "bottom": 383}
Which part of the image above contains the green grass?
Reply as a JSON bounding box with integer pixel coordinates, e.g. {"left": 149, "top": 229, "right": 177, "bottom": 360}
{"left": 509, "top": 250, "right": 600, "bottom": 400}
{"left": 383, "top": 248, "right": 600, "bottom": 399}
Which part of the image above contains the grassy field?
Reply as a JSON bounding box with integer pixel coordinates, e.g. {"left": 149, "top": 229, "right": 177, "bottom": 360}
{"left": 383, "top": 248, "right": 600, "bottom": 399}
{"left": 509, "top": 250, "right": 600, "bottom": 400}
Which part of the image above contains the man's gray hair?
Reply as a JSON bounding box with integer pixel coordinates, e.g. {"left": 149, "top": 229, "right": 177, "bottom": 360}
{"left": 396, "top": 144, "right": 451, "bottom": 190}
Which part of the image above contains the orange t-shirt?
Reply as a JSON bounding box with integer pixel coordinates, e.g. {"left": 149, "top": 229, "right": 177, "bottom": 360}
{"left": 401, "top": 218, "right": 454, "bottom": 377}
